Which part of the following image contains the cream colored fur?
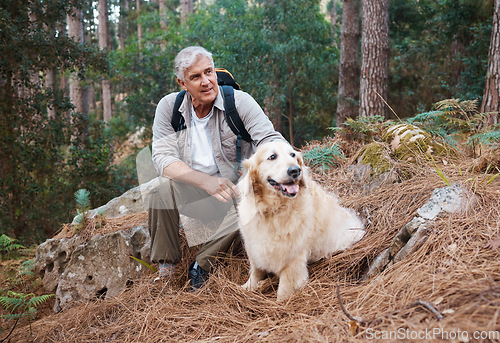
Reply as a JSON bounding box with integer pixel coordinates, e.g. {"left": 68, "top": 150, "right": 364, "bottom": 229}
{"left": 237, "top": 141, "right": 365, "bottom": 301}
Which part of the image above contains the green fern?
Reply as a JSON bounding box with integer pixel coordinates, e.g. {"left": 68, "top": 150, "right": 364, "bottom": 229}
{"left": 468, "top": 125, "right": 500, "bottom": 147}
{"left": 0, "top": 291, "right": 55, "bottom": 334}
{"left": 0, "top": 234, "right": 25, "bottom": 259}
{"left": 331, "top": 115, "right": 389, "bottom": 142}
{"left": 303, "top": 144, "right": 345, "bottom": 172}
{"left": 407, "top": 98, "right": 496, "bottom": 157}
{"left": 19, "top": 259, "right": 35, "bottom": 277}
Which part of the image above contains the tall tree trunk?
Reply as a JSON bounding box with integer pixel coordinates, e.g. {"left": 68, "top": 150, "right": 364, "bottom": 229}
{"left": 181, "top": 0, "right": 193, "bottom": 24}
{"left": 359, "top": 0, "right": 389, "bottom": 118}
{"left": 481, "top": 0, "right": 500, "bottom": 125}
{"left": 336, "top": 0, "right": 360, "bottom": 125}
{"left": 136, "top": 0, "right": 142, "bottom": 49}
{"left": 264, "top": 76, "right": 282, "bottom": 136}
{"left": 118, "top": 0, "right": 129, "bottom": 50}
{"left": 67, "top": 7, "right": 88, "bottom": 115}
{"left": 98, "top": 0, "right": 112, "bottom": 122}
{"left": 329, "top": 0, "right": 338, "bottom": 38}
{"left": 159, "top": 0, "right": 167, "bottom": 51}
{"left": 45, "top": 69, "right": 56, "bottom": 118}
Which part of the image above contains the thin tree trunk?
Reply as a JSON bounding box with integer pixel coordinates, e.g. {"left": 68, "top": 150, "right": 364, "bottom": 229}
{"left": 45, "top": 69, "right": 56, "bottom": 118}
{"left": 481, "top": 0, "right": 500, "bottom": 125}
{"left": 330, "top": 0, "right": 338, "bottom": 40}
{"left": 67, "top": 8, "right": 87, "bottom": 115}
{"left": 159, "top": 0, "right": 167, "bottom": 51}
{"left": 337, "top": 0, "right": 360, "bottom": 125}
{"left": 181, "top": 0, "right": 193, "bottom": 24}
{"left": 118, "top": 0, "right": 129, "bottom": 50}
{"left": 359, "top": 0, "right": 389, "bottom": 118}
{"left": 137, "top": 0, "right": 142, "bottom": 49}
{"left": 98, "top": 0, "right": 112, "bottom": 122}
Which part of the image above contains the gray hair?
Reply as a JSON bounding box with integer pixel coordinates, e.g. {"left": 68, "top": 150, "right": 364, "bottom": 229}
{"left": 174, "top": 46, "right": 214, "bottom": 81}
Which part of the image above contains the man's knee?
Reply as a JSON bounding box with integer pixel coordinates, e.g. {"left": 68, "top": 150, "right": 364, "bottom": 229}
{"left": 147, "top": 177, "right": 176, "bottom": 210}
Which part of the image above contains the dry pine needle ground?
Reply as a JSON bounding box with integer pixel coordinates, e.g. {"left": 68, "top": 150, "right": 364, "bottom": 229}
{"left": 9, "top": 155, "right": 500, "bottom": 343}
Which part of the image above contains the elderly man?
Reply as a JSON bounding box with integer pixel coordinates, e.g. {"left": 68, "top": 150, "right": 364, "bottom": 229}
{"left": 149, "top": 46, "right": 286, "bottom": 289}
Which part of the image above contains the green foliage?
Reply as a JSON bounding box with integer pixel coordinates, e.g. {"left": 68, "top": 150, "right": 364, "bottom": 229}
{"left": 111, "top": 0, "right": 338, "bottom": 145}
{"left": 0, "top": 291, "right": 54, "bottom": 334}
{"left": 303, "top": 144, "right": 345, "bottom": 172}
{"left": 468, "top": 125, "right": 500, "bottom": 148}
{"left": 407, "top": 98, "right": 497, "bottom": 156}
{"left": 332, "top": 115, "right": 389, "bottom": 143}
{"left": 0, "top": 235, "right": 25, "bottom": 259}
{"left": 388, "top": 0, "right": 493, "bottom": 117}
{"left": 74, "top": 189, "right": 91, "bottom": 230}
{"left": 19, "top": 259, "right": 36, "bottom": 278}
{"left": 0, "top": 0, "right": 128, "bottom": 245}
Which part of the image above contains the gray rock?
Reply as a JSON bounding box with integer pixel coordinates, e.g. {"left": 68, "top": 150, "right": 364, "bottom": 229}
{"left": 364, "top": 183, "right": 475, "bottom": 279}
{"left": 35, "top": 236, "right": 84, "bottom": 292}
{"left": 417, "top": 183, "right": 474, "bottom": 220}
{"left": 53, "top": 226, "right": 150, "bottom": 312}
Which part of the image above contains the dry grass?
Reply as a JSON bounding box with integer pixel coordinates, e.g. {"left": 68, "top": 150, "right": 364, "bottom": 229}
{"left": 8, "top": 153, "right": 500, "bottom": 343}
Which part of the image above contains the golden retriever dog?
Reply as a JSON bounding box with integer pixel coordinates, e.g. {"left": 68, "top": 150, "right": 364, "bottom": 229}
{"left": 237, "top": 141, "right": 365, "bottom": 301}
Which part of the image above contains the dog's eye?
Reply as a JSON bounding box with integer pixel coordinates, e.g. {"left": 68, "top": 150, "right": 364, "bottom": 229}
{"left": 268, "top": 154, "right": 277, "bottom": 160}
{"left": 290, "top": 153, "right": 296, "bottom": 157}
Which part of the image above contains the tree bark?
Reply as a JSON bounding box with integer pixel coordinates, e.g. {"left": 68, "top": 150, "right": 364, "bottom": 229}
{"left": 181, "top": 0, "right": 193, "bottom": 24}
{"left": 98, "top": 0, "right": 112, "bottom": 122}
{"left": 118, "top": 0, "right": 129, "bottom": 50}
{"left": 45, "top": 69, "right": 56, "bottom": 118}
{"left": 336, "top": 0, "right": 360, "bottom": 125}
{"left": 159, "top": 0, "right": 167, "bottom": 51}
{"left": 67, "top": 7, "right": 88, "bottom": 115}
{"left": 137, "top": 0, "right": 142, "bottom": 49}
{"left": 481, "top": 0, "right": 500, "bottom": 125}
{"left": 359, "top": 0, "right": 389, "bottom": 118}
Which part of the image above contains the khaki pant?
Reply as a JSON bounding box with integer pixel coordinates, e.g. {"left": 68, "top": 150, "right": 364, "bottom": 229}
{"left": 147, "top": 177, "right": 241, "bottom": 272}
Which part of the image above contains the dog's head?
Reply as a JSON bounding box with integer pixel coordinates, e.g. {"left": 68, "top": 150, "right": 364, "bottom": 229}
{"left": 240, "top": 141, "right": 307, "bottom": 200}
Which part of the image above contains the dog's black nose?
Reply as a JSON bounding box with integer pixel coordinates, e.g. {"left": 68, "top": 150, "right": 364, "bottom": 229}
{"left": 287, "top": 165, "right": 301, "bottom": 179}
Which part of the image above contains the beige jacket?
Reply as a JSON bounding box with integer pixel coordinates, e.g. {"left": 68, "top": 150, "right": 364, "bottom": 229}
{"left": 152, "top": 86, "right": 286, "bottom": 183}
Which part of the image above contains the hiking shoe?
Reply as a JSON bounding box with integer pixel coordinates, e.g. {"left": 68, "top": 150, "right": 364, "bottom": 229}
{"left": 188, "top": 261, "right": 208, "bottom": 290}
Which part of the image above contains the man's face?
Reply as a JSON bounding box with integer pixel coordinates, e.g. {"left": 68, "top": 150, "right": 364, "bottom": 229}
{"left": 178, "top": 56, "right": 219, "bottom": 109}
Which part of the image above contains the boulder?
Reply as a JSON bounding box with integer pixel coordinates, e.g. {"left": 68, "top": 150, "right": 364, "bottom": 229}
{"left": 53, "top": 226, "right": 150, "bottom": 312}
{"left": 382, "top": 124, "right": 451, "bottom": 162}
{"left": 35, "top": 236, "right": 84, "bottom": 292}
{"left": 349, "top": 142, "right": 398, "bottom": 193}
{"left": 36, "top": 176, "right": 218, "bottom": 312}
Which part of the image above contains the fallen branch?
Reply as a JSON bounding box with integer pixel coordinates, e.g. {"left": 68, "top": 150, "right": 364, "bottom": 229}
{"left": 336, "top": 284, "right": 366, "bottom": 325}
{"left": 409, "top": 299, "right": 444, "bottom": 321}
{"left": 336, "top": 285, "right": 444, "bottom": 326}
{"left": 0, "top": 317, "right": 19, "bottom": 343}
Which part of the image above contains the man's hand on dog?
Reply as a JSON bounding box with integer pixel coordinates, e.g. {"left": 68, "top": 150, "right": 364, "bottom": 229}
{"left": 204, "top": 176, "right": 239, "bottom": 202}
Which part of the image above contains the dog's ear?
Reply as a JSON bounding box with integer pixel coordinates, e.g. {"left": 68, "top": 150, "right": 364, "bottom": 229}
{"left": 297, "top": 152, "right": 309, "bottom": 188}
{"left": 238, "top": 158, "right": 254, "bottom": 197}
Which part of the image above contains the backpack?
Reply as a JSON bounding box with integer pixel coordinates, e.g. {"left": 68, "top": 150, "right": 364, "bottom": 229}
{"left": 171, "top": 68, "right": 252, "bottom": 174}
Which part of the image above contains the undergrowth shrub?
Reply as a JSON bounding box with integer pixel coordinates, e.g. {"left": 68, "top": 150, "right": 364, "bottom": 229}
{"left": 407, "top": 98, "right": 499, "bottom": 157}
{"left": 303, "top": 143, "right": 345, "bottom": 172}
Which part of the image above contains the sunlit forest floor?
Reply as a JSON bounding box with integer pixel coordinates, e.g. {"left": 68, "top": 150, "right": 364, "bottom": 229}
{"left": 2, "top": 135, "right": 500, "bottom": 342}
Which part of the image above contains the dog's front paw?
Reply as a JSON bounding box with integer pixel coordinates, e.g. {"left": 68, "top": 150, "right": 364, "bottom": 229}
{"left": 241, "top": 279, "right": 256, "bottom": 291}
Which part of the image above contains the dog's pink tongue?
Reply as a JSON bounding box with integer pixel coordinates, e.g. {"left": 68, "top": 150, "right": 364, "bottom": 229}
{"left": 282, "top": 183, "right": 299, "bottom": 194}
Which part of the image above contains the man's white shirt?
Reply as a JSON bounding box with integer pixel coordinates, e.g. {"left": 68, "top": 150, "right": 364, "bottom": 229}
{"left": 190, "top": 105, "right": 219, "bottom": 175}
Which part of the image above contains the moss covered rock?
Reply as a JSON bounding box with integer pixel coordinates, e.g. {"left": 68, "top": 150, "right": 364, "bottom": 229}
{"left": 350, "top": 142, "right": 398, "bottom": 193}
{"left": 382, "top": 124, "right": 450, "bottom": 162}
{"left": 354, "top": 142, "right": 394, "bottom": 176}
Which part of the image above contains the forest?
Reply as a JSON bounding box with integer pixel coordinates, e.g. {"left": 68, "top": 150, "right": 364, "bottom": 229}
{"left": 0, "top": 0, "right": 499, "bottom": 245}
